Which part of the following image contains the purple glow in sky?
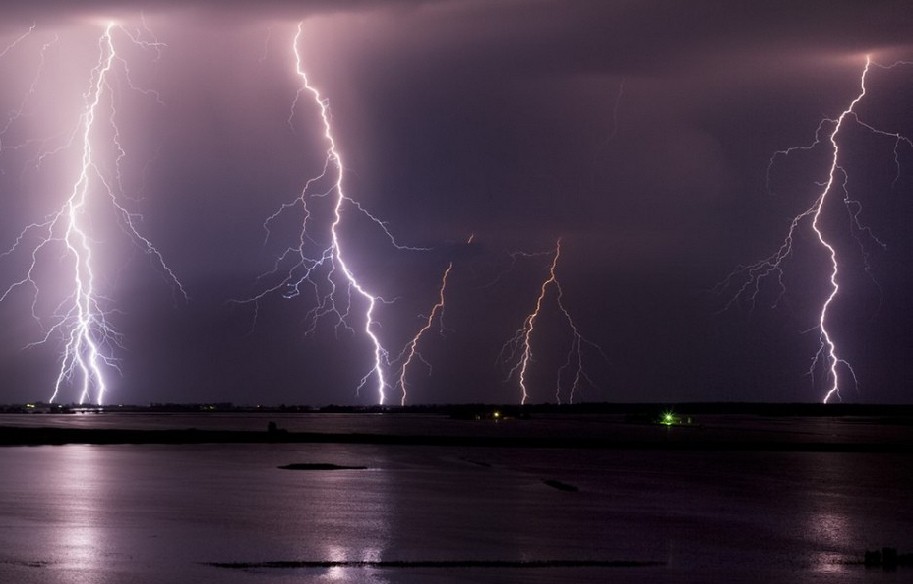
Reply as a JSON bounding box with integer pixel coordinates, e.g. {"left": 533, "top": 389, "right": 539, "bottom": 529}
{"left": 1, "top": 1, "right": 913, "bottom": 405}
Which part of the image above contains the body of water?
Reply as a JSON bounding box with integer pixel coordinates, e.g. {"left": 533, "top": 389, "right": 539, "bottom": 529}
{"left": 1, "top": 425, "right": 911, "bottom": 582}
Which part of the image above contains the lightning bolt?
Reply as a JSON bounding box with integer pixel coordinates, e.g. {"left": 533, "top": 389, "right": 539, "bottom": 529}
{"left": 0, "top": 23, "right": 35, "bottom": 60}
{"left": 718, "top": 56, "right": 912, "bottom": 403}
{"left": 0, "top": 23, "right": 185, "bottom": 404}
{"left": 394, "top": 262, "right": 452, "bottom": 406}
{"left": 0, "top": 25, "right": 56, "bottom": 159}
{"left": 500, "top": 239, "right": 605, "bottom": 404}
{"left": 393, "top": 234, "right": 477, "bottom": 405}
{"left": 239, "top": 23, "right": 426, "bottom": 405}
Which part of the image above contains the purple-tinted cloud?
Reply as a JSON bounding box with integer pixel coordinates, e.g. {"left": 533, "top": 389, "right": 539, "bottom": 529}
{"left": 1, "top": 1, "right": 912, "bottom": 405}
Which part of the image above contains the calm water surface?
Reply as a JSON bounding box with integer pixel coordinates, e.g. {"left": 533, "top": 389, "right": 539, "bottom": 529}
{"left": 1, "top": 427, "right": 911, "bottom": 582}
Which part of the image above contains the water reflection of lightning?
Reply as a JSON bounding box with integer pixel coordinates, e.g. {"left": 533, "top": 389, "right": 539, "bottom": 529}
{"left": 0, "top": 23, "right": 185, "bottom": 404}
{"left": 501, "top": 239, "right": 604, "bottom": 405}
{"left": 719, "top": 56, "right": 912, "bottom": 403}
{"left": 242, "top": 23, "right": 425, "bottom": 405}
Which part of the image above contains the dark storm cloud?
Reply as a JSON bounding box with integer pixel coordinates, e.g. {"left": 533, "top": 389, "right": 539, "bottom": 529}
{"left": 0, "top": 0, "right": 427, "bottom": 24}
{"left": 4, "top": 0, "right": 912, "bottom": 50}
{"left": 2, "top": 0, "right": 913, "bottom": 405}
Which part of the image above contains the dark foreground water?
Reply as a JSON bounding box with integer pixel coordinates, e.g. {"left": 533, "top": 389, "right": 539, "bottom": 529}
{"left": 1, "top": 437, "right": 912, "bottom": 583}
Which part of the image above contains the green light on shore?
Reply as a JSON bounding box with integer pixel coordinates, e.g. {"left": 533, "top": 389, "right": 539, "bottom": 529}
{"left": 660, "top": 410, "right": 677, "bottom": 426}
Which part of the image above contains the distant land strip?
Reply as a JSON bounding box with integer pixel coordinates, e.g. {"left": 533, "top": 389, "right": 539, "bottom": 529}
{"left": 0, "top": 425, "right": 910, "bottom": 451}
{"left": 6, "top": 402, "right": 913, "bottom": 416}
{"left": 206, "top": 559, "right": 665, "bottom": 570}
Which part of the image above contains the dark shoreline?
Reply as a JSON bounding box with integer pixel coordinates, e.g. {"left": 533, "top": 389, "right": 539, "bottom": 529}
{"left": 1, "top": 424, "right": 910, "bottom": 451}
{"left": 8, "top": 401, "right": 913, "bottom": 417}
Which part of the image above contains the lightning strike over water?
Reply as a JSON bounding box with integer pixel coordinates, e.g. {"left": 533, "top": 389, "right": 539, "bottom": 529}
{"left": 0, "top": 23, "right": 185, "bottom": 404}
{"left": 501, "top": 240, "right": 605, "bottom": 405}
{"left": 242, "top": 23, "right": 426, "bottom": 405}
{"left": 719, "top": 56, "right": 912, "bottom": 403}
{"left": 395, "top": 263, "right": 452, "bottom": 406}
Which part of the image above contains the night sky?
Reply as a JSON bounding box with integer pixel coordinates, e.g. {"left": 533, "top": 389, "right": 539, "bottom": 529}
{"left": 1, "top": 1, "right": 913, "bottom": 406}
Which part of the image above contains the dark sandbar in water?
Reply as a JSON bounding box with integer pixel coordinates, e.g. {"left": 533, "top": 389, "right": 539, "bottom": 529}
{"left": 542, "top": 479, "right": 579, "bottom": 492}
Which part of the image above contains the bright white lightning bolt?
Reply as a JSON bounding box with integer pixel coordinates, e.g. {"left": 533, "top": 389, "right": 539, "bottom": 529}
{"left": 395, "top": 262, "right": 452, "bottom": 406}
{"left": 500, "top": 239, "right": 605, "bottom": 405}
{"left": 240, "top": 23, "right": 427, "bottom": 405}
{"left": 0, "top": 23, "right": 185, "bottom": 404}
{"left": 719, "top": 56, "right": 912, "bottom": 403}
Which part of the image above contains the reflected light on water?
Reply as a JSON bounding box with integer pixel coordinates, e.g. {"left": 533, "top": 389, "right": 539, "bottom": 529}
{"left": 801, "top": 454, "right": 858, "bottom": 574}
{"left": 309, "top": 466, "right": 392, "bottom": 583}
{"left": 323, "top": 545, "right": 347, "bottom": 581}
{"left": 810, "top": 550, "right": 848, "bottom": 574}
{"left": 809, "top": 511, "right": 851, "bottom": 546}
{"left": 318, "top": 545, "right": 391, "bottom": 583}
{"left": 50, "top": 446, "right": 108, "bottom": 575}
{"left": 318, "top": 545, "right": 388, "bottom": 582}
{"left": 807, "top": 510, "right": 852, "bottom": 573}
